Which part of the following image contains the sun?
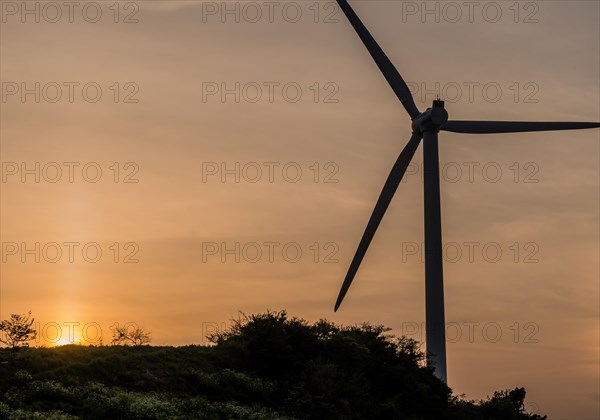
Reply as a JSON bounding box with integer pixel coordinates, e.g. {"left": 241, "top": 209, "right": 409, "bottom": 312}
{"left": 54, "top": 337, "right": 76, "bottom": 346}
{"left": 54, "top": 329, "right": 84, "bottom": 346}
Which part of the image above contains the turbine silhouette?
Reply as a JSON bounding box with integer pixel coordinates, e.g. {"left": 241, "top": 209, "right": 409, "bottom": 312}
{"left": 333, "top": 0, "right": 600, "bottom": 384}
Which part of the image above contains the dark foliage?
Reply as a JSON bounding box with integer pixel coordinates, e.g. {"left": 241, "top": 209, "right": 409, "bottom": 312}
{"left": 0, "top": 311, "right": 546, "bottom": 419}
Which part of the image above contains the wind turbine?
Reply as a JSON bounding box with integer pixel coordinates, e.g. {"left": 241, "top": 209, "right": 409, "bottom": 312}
{"left": 332, "top": 0, "right": 600, "bottom": 384}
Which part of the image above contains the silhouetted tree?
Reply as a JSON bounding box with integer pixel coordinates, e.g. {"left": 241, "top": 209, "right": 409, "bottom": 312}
{"left": 111, "top": 324, "right": 151, "bottom": 346}
{"left": 477, "top": 387, "right": 546, "bottom": 419}
{"left": 208, "top": 310, "right": 452, "bottom": 418}
{"left": 0, "top": 311, "right": 37, "bottom": 348}
{"left": 207, "top": 310, "right": 546, "bottom": 419}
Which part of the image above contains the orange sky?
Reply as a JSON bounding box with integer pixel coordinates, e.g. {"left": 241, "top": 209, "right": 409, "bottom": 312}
{"left": 1, "top": 1, "right": 599, "bottom": 418}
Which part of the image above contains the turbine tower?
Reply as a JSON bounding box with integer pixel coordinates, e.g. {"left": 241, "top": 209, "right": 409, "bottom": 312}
{"left": 333, "top": 0, "right": 600, "bottom": 384}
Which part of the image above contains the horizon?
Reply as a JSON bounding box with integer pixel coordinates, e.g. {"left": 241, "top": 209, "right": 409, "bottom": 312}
{"left": 1, "top": 1, "right": 599, "bottom": 418}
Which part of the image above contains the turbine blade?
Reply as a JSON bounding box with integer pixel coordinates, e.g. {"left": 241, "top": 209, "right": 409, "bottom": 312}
{"left": 336, "top": 0, "right": 420, "bottom": 119}
{"left": 442, "top": 120, "right": 600, "bottom": 134}
{"left": 335, "top": 132, "right": 422, "bottom": 312}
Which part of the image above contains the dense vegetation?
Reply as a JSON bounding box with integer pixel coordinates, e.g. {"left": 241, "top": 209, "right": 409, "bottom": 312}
{"left": 0, "top": 311, "right": 545, "bottom": 419}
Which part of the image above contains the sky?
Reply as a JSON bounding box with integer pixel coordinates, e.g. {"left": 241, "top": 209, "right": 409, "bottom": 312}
{"left": 1, "top": 0, "right": 599, "bottom": 418}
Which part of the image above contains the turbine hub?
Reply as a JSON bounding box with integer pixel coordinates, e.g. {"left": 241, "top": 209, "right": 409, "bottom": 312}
{"left": 412, "top": 100, "right": 449, "bottom": 133}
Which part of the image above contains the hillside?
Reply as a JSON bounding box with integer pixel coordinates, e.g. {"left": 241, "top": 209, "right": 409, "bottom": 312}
{"left": 0, "top": 311, "right": 545, "bottom": 419}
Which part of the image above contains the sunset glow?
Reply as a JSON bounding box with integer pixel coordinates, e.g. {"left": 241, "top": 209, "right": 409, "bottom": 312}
{"left": 1, "top": 1, "right": 598, "bottom": 418}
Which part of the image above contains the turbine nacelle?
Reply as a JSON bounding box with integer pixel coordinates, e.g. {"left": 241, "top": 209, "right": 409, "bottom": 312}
{"left": 412, "top": 100, "right": 449, "bottom": 134}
